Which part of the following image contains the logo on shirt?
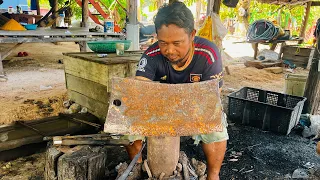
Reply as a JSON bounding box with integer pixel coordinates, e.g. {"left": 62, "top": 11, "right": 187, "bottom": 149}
{"left": 137, "top": 57, "right": 147, "bottom": 72}
{"left": 160, "top": 75, "right": 167, "bottom": 81}
{"left": 190, "top": 74, "right": 202, "bottom": 82}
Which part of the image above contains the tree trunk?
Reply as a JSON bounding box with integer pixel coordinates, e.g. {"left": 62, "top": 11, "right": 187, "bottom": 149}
{"left": 45, "top": 145, "right": 108, "bottom": 180}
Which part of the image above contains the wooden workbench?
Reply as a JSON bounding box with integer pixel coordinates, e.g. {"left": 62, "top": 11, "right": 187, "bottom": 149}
{"left": 63, "top": 52, "right": 142, "bottom": 123}
{"left": 235, "top": 37, "right": 304, "bottom": 59}
{"left": 0, "top": 27, "right": 124, "bottom": 78}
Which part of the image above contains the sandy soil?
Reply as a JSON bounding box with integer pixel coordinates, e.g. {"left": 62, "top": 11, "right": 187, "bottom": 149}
{"left": 0, "top": 42, "right": 78, "bottom": 124}
{"left": 0, "top": 38, "right": 318, "bottom": 180}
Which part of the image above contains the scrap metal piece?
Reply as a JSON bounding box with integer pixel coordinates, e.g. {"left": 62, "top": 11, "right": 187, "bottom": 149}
{"left": 104, "top": 77, "right": 223, "bottom": 136}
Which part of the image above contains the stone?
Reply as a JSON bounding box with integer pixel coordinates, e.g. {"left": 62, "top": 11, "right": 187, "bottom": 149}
{"left": 292, "top": 168, "right": 309, "bottom": 179}
{"left": 63, "top": 100, "right": 71, "bottom": 108}
{"left": 0, "top": 78, "right": 8, "bottom": 82}
{"left": 199, "top": 174, "right": 207, "bottom": 180}
{"left": 195, "top": 161, "right": 206, "bottom": 176}
{"left": 68, "top": 103, "right": 81, "bottom": 114}
{"left": 176, "top": 163, "right": 183, "bottom": 172}
{"left": 191, "top": 158, "right": 198, "bottom": 168}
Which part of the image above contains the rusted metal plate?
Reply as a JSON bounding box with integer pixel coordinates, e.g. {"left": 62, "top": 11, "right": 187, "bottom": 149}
{"left": 104, "top": 77, "right": 223, "bottom": 136}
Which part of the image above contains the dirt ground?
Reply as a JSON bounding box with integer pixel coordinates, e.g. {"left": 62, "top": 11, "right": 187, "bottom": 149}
{"left": 0, "top": 38, "right": 319, "bottom": 179}
{"left": 0, "top": 42, "right": 79, "bottom": 124}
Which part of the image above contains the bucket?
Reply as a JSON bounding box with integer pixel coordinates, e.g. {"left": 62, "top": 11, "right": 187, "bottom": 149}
{"left": 284, "top": 74, "right": 308, "bottom": 97}
{"left": 104, "top": 19, "right": 114, "bottom": 33}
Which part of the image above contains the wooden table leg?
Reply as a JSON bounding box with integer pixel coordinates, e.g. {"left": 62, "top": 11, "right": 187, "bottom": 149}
{"left": 0, "top": 55, "right": 4, "bottom": 77}
{"left": 0, "top": 43, "right": 23, "bottom": 78}
{"left": 270, "top": 43, "right": 277, "bottom": 51}
{"left": 253, "top": 43, "right": 258, "bottom": 59}
{"left": 278, "top": 42, "right": 286, "bottom": 60}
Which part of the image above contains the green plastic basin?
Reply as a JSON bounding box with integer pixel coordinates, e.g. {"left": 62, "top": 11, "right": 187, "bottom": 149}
{"left": 87, "top": 40, "right": 132, "bottom": 53}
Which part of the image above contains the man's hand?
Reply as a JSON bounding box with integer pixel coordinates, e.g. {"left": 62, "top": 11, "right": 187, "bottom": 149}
{"left": 135, "top": 76, "right": 152, "bottom": 81}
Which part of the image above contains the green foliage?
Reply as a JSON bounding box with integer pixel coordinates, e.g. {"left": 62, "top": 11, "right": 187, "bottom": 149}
{"left": 219, "top": 0, "right": 318, "bottom": 37}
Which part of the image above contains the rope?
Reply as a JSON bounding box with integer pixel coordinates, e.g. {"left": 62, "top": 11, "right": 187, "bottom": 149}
{"left": 247, "top": 19, "right": 279, "bottom": 42}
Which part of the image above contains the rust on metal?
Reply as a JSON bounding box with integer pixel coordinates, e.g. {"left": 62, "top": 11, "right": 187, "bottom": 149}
{"left": 104, "top": 77, "right": 223, "bottom": 136}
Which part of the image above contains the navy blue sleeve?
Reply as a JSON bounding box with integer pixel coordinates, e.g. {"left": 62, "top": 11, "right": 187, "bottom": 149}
{"left": 135, "top": 53, "right": 157, "bottom": 80}
{"left": 201, "top": 44, "right": 224, "bottom": 88}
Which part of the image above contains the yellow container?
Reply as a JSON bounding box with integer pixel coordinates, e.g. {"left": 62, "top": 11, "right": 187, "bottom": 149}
{"left": 284, "top": 74, "right": 308, "bottom": 97}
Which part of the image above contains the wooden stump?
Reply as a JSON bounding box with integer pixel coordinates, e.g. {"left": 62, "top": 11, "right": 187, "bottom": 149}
{"left": 45, "top": 145, "right": 108, "bottom": 180}
{"left": 147, "top": 137, "right": 180, "bottom": 178}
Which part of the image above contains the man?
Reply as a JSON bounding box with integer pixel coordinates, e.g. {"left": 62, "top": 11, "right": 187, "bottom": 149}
{"left": 125, "top": 2, "right": 228, "bottom": 180}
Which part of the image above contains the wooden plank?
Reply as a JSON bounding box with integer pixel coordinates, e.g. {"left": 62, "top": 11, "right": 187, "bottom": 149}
{"left": 282, "top": 46, "right": 314, "bottom": 57}
{"left": 0, "top": 114, "right": 99, "bottom": 152}
{"left": 0, "top": 28, "right": 122, "bottom": 36}
{"left": 63, "top": 52, "right": 141, "bottom": 64}
{"left": 64, "top": 56, "right": 138, "bottom": 87}
{"left": 66, "top": 74, "right": 109, "bottom": 103}
{"left": 304, "top": 37, "right": 320, "bottom": 114}
{"left": 64, "top": 56, "right": 109, "bottom": 87}
{"left": 282, "top": 54, "right": 309, "bottom": 62}
{"left": 68, "top": 90, "right": 109, "bottom": 122}
{"left": 0, "top": 37, "right": 120, "bottom": 44}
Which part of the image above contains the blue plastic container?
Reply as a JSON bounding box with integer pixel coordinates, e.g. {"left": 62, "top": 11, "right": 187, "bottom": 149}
{"left": 24, "top": 24, "right": 38, "bottom": 30}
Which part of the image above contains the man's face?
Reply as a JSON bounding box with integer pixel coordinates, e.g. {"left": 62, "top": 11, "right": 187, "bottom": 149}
{"left": 157, "top": 24, "right": 195, "bottom": 64}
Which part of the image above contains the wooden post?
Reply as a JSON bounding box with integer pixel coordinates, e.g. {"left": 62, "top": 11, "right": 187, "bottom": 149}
{"left": 206, "top": 0, "right": 214, "bottom": 15}
{"left": 128, "top": 0, "right": 138, "bottom": 25}
{"left": 147, "top": 137, "right": 180, "bottom": 178}
{"left": 45, "top": 145, "right": 108, "bottom": 180}
{"left": 195, "top": 1, "right": 201, "bottom": 29}
{"left": 304, "top": 37, "right": 320, "bottom": 115}
{"left": 35, "top": 0, "right": 41, "bottom": 15}
{"left": 79, "top": 0, "right": 89, "bottom": 52}
{"left": 299, "top": 1, "right": 312, "bottom": 44}
{"left": 0, "top": 54, "right": 4, "bottom": 77}
{"left": 213, "top": 0, "right": 222, "bottom": 14}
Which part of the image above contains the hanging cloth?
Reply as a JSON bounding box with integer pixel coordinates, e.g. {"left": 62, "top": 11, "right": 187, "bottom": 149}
{"left": 31, "top": 0, "right": 37, "bottom": 10}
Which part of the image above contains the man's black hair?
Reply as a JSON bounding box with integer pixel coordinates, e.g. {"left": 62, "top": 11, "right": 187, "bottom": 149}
{"left": 154, "top": 1, "right": 194, "bottom": 35}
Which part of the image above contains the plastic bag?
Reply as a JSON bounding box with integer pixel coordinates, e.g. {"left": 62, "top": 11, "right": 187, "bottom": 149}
{"left": 197, "top": 16, "right": 213, "bottom": 41}
{"left": 211, "top": 12, "right": 228, "bottom": 42}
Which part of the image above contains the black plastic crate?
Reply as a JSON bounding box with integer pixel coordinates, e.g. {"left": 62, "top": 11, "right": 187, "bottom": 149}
{"left": 227, "top": 87, "right": 306, "bottom": 135}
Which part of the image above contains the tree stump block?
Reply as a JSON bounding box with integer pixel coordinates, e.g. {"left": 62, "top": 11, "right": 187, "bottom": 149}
{"left": 45, "top": 145, "right": 108, "bottom": 180}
